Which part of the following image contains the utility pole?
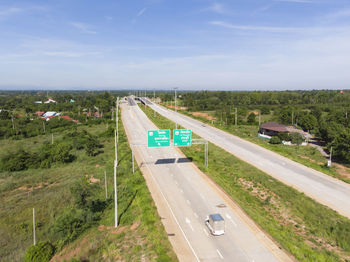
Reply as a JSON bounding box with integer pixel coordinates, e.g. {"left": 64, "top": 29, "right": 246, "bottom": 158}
{"left": 192, "top": 139, "right": 208, "bottom": 168}
{"left": 174, "top": 87, "right": 178, "bottom": 129}
{"left": 11, "top": 115, "right": 15, "bottom": 130}
{"left": 116, "top": 97, "right": 119, "bottom": 144}
{"left": 114, "top": 130, "right": 118, "bottom": 228}
{"left": 51, "top": 133, "right": 54, "bottom": 144}
{"left": 43, "top": 121, "right": 46, "bottom": 133}
{"left": 292, "top": 110, "right": 294, "bottom": 126}
{"left": 104, "top": 170, "right": 108, "bottom": 200}
{"left": 328, "top": 146, "right": 333, "bottom": 167}
{"left": 259, "top": 111, "right": 261, "bottom": 127}
{"left": 235, "top": 108, "right": 237, "bottom": 126}
{"left": 33, "top": 208, "right": 36, "bottom": 245}
{"left": 153, "top": 90, "right": 156, "bottom": 117}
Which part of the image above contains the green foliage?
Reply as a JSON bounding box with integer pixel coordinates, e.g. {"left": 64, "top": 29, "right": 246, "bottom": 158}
{"left": 290, "top": 133, "right": 304, "bottom": 145}
{"left": 0, "top": 141, "right": 74, "bottom": 171}
{"left": 269, "top": 136, "right": 281, "bottom": 144}
{"left": 23, "top": 241, "right": 55, "bottom": 262}
{"left": 63, "top": 130, "right": 103, "bottom": 156}
{"left": 52, "top": 209, "right": 94, "bottom": 246}
{"left": 277, "top": 132, "right": 290, "bottom": 141}
{"left": 260, "top": 106, "right": 271, "bottom": 115}
{"left": 331, "top": 128, "right": 350, "bottom": 163}
{"left": 143, "top": 105, "right": 350, "bottom": 261}
{"left": 247, "top": 112, "right": 256, "bottom": 125}
{"left": 297, "top": 113, "right": 317, "bottom": 132}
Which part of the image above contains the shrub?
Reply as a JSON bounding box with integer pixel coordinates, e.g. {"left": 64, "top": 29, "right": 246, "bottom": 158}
{"left": 269, "top": 136, "right": 281, "bottom": 144}
{"left": 23, "top": 241, "right": 55, "bottom": 262}
{"left": 277, "top": 132, "right": 290, "bottom": 142}
{"left": 290, "top": 133, "right": 304, "bottom": 145}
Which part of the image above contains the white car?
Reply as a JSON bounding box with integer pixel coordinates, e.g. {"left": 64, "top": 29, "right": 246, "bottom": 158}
{"left": 205, "top": 213, "right": 225, "bottom": 236}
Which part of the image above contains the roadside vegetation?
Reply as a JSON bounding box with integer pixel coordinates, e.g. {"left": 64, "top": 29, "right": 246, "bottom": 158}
{"left": 158, "top": 90, "right": 350, "bottom": 184}
{"left": 179, "top": 111, "right": 350, "bottom": 184}
{"left": 142, "top": 104, "right": 350, "bottom": 262}
{"left": 0, "top": 103, "right": 176, "bottom": 261}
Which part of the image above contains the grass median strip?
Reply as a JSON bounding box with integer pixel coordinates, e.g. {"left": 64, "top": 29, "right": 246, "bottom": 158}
{"left": 142, "top": 104, "right": 350, "bottom": 262}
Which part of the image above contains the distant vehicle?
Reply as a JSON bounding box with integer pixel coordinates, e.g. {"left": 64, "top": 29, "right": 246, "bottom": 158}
{"left": 205, "top": 213, "right": 225, "bottom": 236}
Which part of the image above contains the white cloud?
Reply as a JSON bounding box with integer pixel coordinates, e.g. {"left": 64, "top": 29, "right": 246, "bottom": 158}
{"left": 325, "top": 9, "right": 350, "bottom": 21}
{"left": 70, "top": 22, "right": 97, "bottom": 34}
{"left": 137, "top": 7, "right": 147, "bottom": 17}
{"left": 0, "top": 7, "right": 22, "bottom": 20}
{"left": 210, "top": 21, "right": 300, "bottom": 33}
{"left": 207, "top": 3, "right": 225, "bottom": 14}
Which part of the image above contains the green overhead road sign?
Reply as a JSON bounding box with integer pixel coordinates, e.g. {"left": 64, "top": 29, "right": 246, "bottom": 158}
{"left": 148, "top": 130, "right": 171, "bottom": 148}
{"left": 173, "top": 129, "right": 192, "bottom": 147}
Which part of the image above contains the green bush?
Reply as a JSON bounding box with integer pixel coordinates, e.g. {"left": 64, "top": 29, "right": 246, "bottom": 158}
{"left": 269, "top": 136, "right": 281, "bottom": 144}
{"left": 23, "top": 241, "right": 55, "bottom": 262}
{"left": 290, "top": 133, "right": 304, "bottom": 145}
{"left": 277, "top": 132, "right": 290, "bottom": 142}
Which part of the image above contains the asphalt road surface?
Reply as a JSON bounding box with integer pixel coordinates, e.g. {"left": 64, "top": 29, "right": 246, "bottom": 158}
{"left": 122, "top": 99, "right": 289, "bottom": 262}
{"left": 148, "top": 101, "right": 350, "bottom": 219}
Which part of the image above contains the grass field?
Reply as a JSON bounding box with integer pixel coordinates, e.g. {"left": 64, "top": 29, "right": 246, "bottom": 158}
{"left": 0, "top": 117, "right": 177, "bottom": 261}
{"left": 174, "top": 108, "right": 350, "bottom": 184}
{"left": 143, "top": 105, "right": 350, "bottom": 262}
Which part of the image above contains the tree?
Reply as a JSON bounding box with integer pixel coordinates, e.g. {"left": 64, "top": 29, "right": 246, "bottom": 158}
{"left": 269, "top": 136, "right": 281, "bottom": 144}
{"left": 247, "top": 113, "right": 256, "bottom": 125}
{"left": 331, "top": 128, "right": 350, "bottom": 162}
{"left": 290, "top": 133, "right": 304, "bottom": 145}
{"left": 23, "top": 241, "right": 55, "bottom": 262}
{"left": 298, "top": 113, "right": 317, "bottom": 132}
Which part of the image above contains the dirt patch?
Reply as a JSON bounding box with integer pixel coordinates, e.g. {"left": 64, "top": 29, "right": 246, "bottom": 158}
{"left": 297, "top": 154, "right": 325, "bottom": 165}
{"left": 18, "top": 182, "right": 49, "bottom": 192}
{"left": 192, "top": 112, "right": 216, "bottom": 121}
{"left": 51, "top": 236, "right": 88, "bottom": 262}
{"left": 333, "top": 163, "right": 350, "bottom": 180}
{"left": 85, "top": 174, "right": 100, "bottom": 184}
{"left": 112, "top": 226, "right": 128, "bottom": 234}
{"left": 166, "top": 105, "right": 187, "bottom": 110}
{"left": 130, "top": 221, "right": 140, "bottom": 231}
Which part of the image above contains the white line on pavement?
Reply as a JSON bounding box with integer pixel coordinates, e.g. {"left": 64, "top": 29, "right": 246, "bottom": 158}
{"left": 217, "top": 249, "right": 224, "bottom": 259}
{"left": 226, "top": 213, "right": 237, "bottom": 227}
{"left": 136, "top": 153, "right": 200, "bottom": 262}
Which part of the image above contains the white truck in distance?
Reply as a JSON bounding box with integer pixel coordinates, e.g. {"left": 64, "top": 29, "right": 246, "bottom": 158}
{"left": 205, "top": 213, "right": 225, "bottom": 236}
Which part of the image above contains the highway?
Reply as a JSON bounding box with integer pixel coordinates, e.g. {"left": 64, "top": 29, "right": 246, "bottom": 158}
{"left": 122, "top": 98, "right": 292, "bottom": 262}
{"left": 147, "top": 100, "right": 350, "bottom": 219}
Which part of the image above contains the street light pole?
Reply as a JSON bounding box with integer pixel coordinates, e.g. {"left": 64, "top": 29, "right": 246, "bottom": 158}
{"left": 33, "top": 208, "right": 36, "bottom": 245}
{"left": 174, "top": 87, "right": 178, "bottom": 129}
{"left": 114, "top": 130, "right": 118, "bottom": 228}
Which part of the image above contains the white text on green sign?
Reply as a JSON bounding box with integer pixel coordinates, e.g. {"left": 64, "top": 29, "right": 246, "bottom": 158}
{"left": 173, "top": 129, "right": 192, "bottom": 147}
{"left": 148, "top": 130, "right": 171, "bottom": 148}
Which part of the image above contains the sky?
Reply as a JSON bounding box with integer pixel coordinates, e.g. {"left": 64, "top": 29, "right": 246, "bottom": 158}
{"left": 1, "top": 0, "right": 350, "bottom": 90}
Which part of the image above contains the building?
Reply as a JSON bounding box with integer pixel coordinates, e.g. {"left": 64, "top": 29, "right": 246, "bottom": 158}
{"left": 44, "top": 98, "right": 57, "bottom": 104}
{"left": 259, "top": 122, "right": 288, "bottom": 137}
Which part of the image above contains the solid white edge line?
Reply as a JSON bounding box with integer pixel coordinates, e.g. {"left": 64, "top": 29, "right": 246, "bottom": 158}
{"left": 136, "top": 142, "right": 200, "bottom": 262}
{"left": 217, "top": 249, "right": 224, "bottom": 259}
